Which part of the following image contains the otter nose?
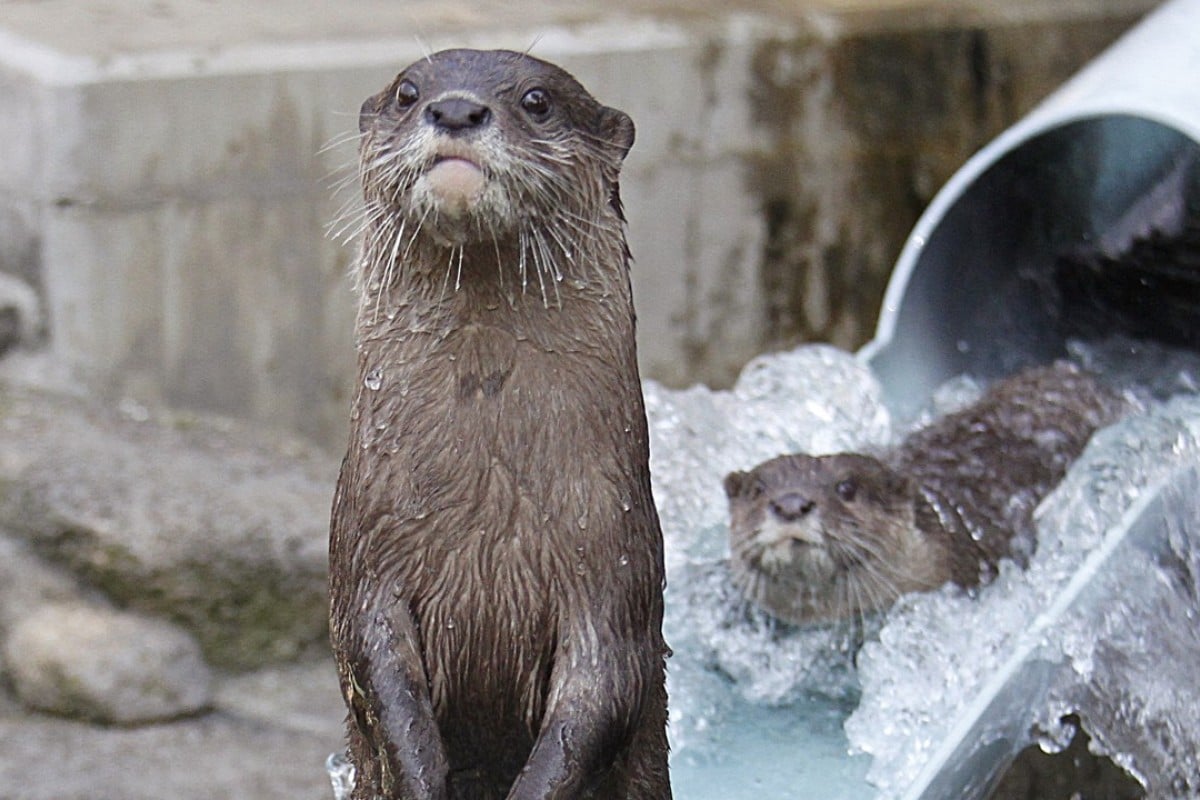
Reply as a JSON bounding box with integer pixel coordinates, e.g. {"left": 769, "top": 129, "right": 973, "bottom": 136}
{"left": 425, "top": 98, "right": 492, "bottom": 132}
{"left": 770, "top": 493, "right": 816, "bottom": 522}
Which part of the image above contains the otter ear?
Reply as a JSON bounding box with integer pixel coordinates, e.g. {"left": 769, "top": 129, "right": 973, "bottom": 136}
{"left": 598, "top": 106, "right": 635, "bottom": 161}
{"left": 359, "top": 91, "right": 384, "bottom": 134}
{"left": 723, "top": 471, "right": 747, "bottom": 499}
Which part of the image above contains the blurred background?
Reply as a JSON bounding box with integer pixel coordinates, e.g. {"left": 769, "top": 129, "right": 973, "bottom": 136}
{"left": 0, "top": 0, "right": 1161, "bottom": 449}
{"left": 0, "top": 1, "right": 1163, "bottom": 798}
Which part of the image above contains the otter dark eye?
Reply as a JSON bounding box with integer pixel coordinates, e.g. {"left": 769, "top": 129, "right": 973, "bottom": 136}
{"left": 835, "top": 479, "right": 857, "bottom": 502}
{"left": 750, "top": 480, "right": 767, "bottom": 500}
{"left": 520, "top": 88, "right": 551, "bottom": 118}
{"left": 395, "top": 79, "right": 419, "bottom": 108}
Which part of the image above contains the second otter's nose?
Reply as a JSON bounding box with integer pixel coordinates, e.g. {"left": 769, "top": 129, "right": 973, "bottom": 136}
{"left": 426, "top": 98, "right": 492, "bottom": 132}
{"left": 770, "top": 493, "right": 816, "bottom": 522}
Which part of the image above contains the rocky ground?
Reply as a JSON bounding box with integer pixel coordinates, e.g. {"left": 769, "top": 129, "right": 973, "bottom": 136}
{"left": 0, "top": 352, "right": 347, "bottom": 800}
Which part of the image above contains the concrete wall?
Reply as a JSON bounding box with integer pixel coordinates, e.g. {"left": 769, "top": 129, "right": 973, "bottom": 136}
{"left": 0, "top": 1, "right": 1158, "bottom": 449}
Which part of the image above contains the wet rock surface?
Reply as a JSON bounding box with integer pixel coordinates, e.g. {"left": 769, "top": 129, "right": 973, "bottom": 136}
{"left": 0, "top": 368, "right": 346, "bottom": 798}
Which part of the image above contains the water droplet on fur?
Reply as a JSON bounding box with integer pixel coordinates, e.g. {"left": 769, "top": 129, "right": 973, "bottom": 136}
{"left": 364, "top": 367, "right": 383, "bottom": 390}
{"left": 446, "top": 619, "right": 456, "bottom": 630}
{"left": 619, "top": 554, "right": 630, "bottom": 566}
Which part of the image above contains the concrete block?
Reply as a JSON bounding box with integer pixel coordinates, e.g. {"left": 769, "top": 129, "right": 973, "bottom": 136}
{"left": 0, "top": 1, "right": 1159, "bottom": 448}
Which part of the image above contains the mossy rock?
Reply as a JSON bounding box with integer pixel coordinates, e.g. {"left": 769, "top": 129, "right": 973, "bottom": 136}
{"left": 0, "top": 383, "right": 337, "bottom": 669}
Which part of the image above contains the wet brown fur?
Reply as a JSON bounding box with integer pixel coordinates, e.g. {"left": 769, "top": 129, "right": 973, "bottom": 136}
{"left": 724, "top": 362, "right": 1127, "bottom": 624}
{"left": 328, "top": 50, "right": 670, "bottom": 800}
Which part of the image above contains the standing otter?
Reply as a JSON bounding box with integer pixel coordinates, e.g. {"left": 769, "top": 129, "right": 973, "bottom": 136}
{"left": 723, "top": 362, "right": 1127, "bottom": 625}
{"left": 328, "top": 50, "right": 671, "bottom": 800}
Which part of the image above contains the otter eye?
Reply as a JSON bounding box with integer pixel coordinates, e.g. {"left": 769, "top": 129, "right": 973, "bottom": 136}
{"left": 520, "top": 88, "right": 551, "bottom": 118}
{"left": 835, "top": 479, "right": 857, "bottom": 502}
{"left": 750, "top": 480, "right": 767, "bottom": 499}
{"left": 395, "top": 79, "right": 420, "bottom": 108}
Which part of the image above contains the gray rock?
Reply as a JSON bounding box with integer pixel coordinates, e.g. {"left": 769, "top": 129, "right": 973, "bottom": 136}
{"left": 0, "top": 537, "right": 91, "bottom": 637}
{"left": 0, "top": 693, "right": 342, "bottom": 800}
{"left": 213, "top": 657, "right": 346, "bottom": 738}
{"left": 4, "top": 602, "right": 212, "bottom": 724}
{"left": 0, "top": 383, "right": 338, "bottom": 668}
{"left": 0, "top": 271, "right": 40, "bottom": 355}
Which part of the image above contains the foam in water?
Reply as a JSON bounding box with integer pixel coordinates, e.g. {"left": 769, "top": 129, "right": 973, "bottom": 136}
{"left": 648, "top": 345, "right": 892, "bottom": 799}
{"left": 846, "top": 338, "right": 1200, "bottom": 798}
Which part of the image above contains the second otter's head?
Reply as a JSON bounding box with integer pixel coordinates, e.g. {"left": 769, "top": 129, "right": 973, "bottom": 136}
{"left": 357, "top": 49, "right": 635, "bottom": 251}
{"left": 723, "top": 452, "right": 954, "bottom": 625}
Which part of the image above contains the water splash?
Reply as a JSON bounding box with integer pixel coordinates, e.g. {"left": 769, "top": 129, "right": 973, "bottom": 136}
{"left": 846, "top": 341, "right": 1200, "bottom": 798}
{"left": 325, "top": 338, "right": 1200, "bottom": 799}
{"left": 651, "top": 345, "right": 890, "bottom": 798}
{"left": 325, "top": 752, "right": 355, "bottom": 800}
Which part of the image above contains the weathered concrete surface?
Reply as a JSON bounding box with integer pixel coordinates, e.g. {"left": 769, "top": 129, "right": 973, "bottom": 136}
{"left": 0, "top": 0, "right": 1158, "bottom": 449}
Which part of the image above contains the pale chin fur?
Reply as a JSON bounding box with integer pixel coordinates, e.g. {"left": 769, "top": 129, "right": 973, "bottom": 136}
{"left": 751, "top": 516, "right": 836, "bottom": 582}
{"left": 404, "top": 125, "right": 519, "bottom": 245}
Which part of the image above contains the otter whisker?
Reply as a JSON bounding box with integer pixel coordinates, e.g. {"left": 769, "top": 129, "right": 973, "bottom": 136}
{"left": 399, "top": 207, "right": 430, "bottom": 265}
{"left": 373, "top": 218, "right": 410, "bottom": 320}
{"left": 853, "top": 567, "right": 893, "bottom": 619}
{"left": 534, "top": 227, "right": 564, "bottom": 285}
{"left": 522, "top": 35, "right": 544, "bottom": 57}
{"left": 542, "top": 221, "right": 577, "bottom": 268}
{"left": 517, "top": 229, "right": 530, "bottom": 291}
{"left": 327, "top": 203, "right": 367, "bottom": 244}
{"left": 361, "top": 217, "right": 396, "bottom": 288}
{"left": 318, "top": 128, "right": 367, "bottom": 157}
{"left": 526, "top": 227, "right": 554, "bottom": 308}
{"left": 484, "top": 216, "right": 506, "bottom": 286}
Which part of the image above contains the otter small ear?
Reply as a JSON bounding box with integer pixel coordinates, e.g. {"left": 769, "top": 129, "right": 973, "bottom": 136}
{"left": 598, "top": 106, "right": 635, "bottom": 161}
{"left": 359, "top": 92, "right": 384, "bottom": 134}
{"left": 723, "top": 471, "right": 747, "bottom": 498}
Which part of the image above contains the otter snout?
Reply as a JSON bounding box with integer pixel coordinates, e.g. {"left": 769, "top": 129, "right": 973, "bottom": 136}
{"left": 426, "top": 97, "right": 492, "bottom": 132}
{"left": 769, "top": 493, "right": 816, "bottom": 522}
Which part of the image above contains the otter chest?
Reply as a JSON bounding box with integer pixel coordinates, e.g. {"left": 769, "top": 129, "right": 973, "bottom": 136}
{"left": 352, "top": 317, "right": 627, "bottom": 600}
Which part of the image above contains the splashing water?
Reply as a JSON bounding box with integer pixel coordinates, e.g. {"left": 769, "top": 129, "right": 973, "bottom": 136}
{"left": 327, "top": 338, "right": 1200, "bottom": 798}
{"left": 326, "top": 752, "right": 354, "bottom": 800}
{"left": 648, "top": 346, "right": 894, "bottom": 798}
{"left": 846, "top": 338, "right": 1200, "bottom": 798}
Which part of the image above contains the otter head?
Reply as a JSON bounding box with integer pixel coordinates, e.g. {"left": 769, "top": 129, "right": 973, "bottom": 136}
{"left": 357, "top": 48, "right": 635, "bottom": 252}
{"left": 723, "top": 452, "right": 952, "bottom": 624}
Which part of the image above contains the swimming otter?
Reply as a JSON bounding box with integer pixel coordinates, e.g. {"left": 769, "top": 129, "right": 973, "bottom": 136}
{"left": 724, "top": 362, "right": 1127, "bottom": 625}
{"left": 328, "top": 50, "right": 671, "bottom": 800}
